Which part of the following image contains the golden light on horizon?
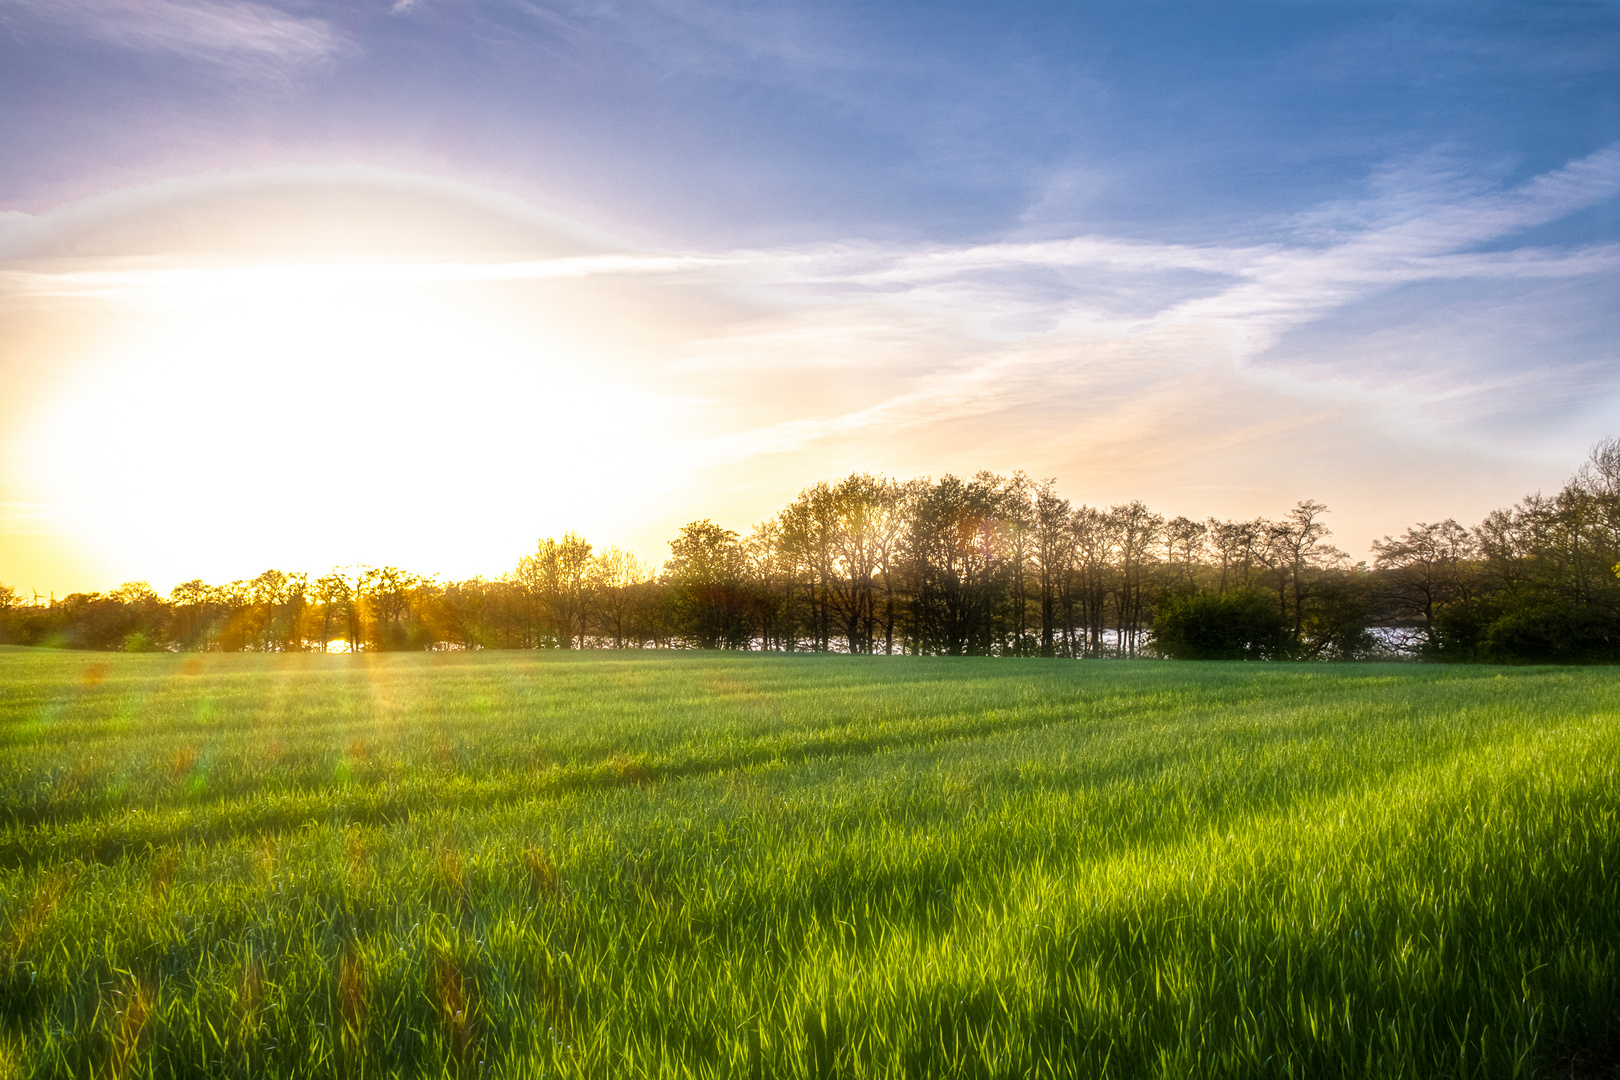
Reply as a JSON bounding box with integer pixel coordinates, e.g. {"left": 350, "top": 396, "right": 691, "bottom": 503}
{"left": 0, "top": 168, "right": 1591, "bottom": 599}
{"left": 12, "top": 256, "right": 685, "bottom": 590}
{"left": 0, "top": 176, "right": 931, "bottom": 598}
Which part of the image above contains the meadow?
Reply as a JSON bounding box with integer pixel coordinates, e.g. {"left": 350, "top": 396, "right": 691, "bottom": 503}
{"left": 0, "top": 648, "right": 1615, "bottom": 1079}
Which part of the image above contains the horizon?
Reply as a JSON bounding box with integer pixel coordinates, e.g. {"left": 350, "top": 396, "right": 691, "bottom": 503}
{"left": 3, "top": 2, "right": 1618, "bottom": 597}
{"left": 0, "top": 457, "right": 1596, "bottom": 603}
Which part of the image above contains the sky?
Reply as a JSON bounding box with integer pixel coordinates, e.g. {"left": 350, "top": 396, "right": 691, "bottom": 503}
{"left": 1, "top": 0, "right": 1618, "bottom": 595}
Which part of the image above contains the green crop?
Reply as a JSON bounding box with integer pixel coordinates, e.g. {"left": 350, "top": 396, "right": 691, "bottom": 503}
{"left": 0, "top": 648, "right": 1615, "bottom": 1078}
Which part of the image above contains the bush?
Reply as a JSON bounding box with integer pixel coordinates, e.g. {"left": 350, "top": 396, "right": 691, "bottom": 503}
{"left": 1152, "top": 589, "right": 1292, "bottom": 660}
{"left": 1434, "top": 596, "right": 1620, "bottom": 664}
{"left": 122, "top": 630, "right": 160, "bottom": 653}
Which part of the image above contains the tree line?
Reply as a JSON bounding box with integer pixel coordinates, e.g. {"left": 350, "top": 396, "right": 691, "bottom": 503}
{"left": 5, "top": 443, "right": 1620, "bottom": 662}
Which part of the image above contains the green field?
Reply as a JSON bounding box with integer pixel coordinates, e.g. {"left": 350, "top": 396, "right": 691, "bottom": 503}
{"left": 0, "top": 649, "right": 1616, "bottom": 1079}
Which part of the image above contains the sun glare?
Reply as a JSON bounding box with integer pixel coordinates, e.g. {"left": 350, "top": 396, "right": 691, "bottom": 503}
{"left": 20, "top": 262, "right": 676, "bottom": 588}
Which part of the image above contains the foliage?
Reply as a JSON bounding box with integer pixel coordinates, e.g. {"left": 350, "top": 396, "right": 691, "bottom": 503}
{"left": 1407, "top": 439, "right": 1620, "bottom": 663}
{"left": 514, "top": 533, "right": 595, "bottom": 649}
{"left": 12, "top": 440, "right": 1620, "bottom": 662}
{"left": 1433, "top": 595, "right": 1620, "bottom": 664}
{"left": 664, "top": 520, "right": 752, "bottom": 649}
{"left": 0, "top": 472, "right": 1373, "bottom": 657}
{"left": 0, "top": 651, "right": 1614, "bottom": 1077}
{"left": 1150, "top": 588, "right": 1291, "bottom": 659}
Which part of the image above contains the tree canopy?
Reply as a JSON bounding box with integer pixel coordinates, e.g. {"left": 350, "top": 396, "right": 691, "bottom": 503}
{"left": 7, "top": 446, "right": 1620, "bottom": 663}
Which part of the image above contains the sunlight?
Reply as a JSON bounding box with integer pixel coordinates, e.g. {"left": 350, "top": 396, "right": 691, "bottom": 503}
{"left": 19, "top": 262, "right": 675, "bottom": 586}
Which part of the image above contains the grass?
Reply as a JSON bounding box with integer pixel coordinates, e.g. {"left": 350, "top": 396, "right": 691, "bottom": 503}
{"left": 0, "top": 648, "right": 1615, "bottom": 1079}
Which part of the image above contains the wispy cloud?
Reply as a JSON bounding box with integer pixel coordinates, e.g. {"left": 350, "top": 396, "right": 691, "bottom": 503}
{"left": 1151, "top": 144, "right": 1620, "bottom": 349}
{"left": 674, "top": 145, "right": 1620, "bottom": 462}
{"left": 2, "top": 254, "right": 741, "bottom": 302}
{"left": 0, "top": 0, "right": 341, "bottom": 72}
{"left": 5, "top": 148, "right": 1616, "bottom": 475}
{"left": 728, "top": 144, "right": 1620, "bottom": 350}
{"left": 9, "top": 148, "right": 1614, "bottom": 329}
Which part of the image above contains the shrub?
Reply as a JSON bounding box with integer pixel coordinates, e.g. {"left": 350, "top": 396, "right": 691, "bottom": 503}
{"left": 1434, "top": 596, "right": 1620, "bottom": 663}
{"left": 1152, "top": 588, "right": 1292, "bottom": 660}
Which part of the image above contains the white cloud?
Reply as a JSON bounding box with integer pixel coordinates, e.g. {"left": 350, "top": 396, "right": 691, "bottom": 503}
{"left": 9, "top": 149, "right": 1616, "bottom": 359}
{"left": 6, "top": 150, "right": 1617, "bottom": 489}
{"left": 663, "top": 143, "right": 1620, "bottom": 472}
{"left": 4, "top": 152, "right": 1618, "bottom": 585}
{"left": 4, "top": 253, "right": 741, "bottom": 302}
{"left": 0, "top": 0, "right": 341, "bottom": 71}
{"left": 1150, "top": 144, "right": 1620, "bottom": 349}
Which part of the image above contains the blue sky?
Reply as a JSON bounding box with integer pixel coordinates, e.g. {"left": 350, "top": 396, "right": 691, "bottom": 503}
{"left": 1, "top": 1, "right": 1619, "bottom": 589}
{"left": 5, "top": 1, "right": 1617, "bottom": 241}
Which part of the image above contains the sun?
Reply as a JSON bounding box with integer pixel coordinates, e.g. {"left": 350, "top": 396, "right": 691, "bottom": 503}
{"left": 18, "top": 260, "right": 673, "bottom": 588}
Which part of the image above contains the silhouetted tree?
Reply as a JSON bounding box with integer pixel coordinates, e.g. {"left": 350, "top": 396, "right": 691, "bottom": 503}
{"left": 1372, "top": 520, "right": 1477, "bottom": 650}
{"left": 666, "top": 520, "right": 752, "bottom": 649}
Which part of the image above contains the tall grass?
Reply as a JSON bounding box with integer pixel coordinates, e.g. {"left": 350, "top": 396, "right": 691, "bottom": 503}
{"left": 0, "top": 648, "right": 1615, "bottom": 1078}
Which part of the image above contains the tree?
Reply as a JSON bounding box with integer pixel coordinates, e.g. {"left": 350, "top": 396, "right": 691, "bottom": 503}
{"left": 42, "top": 451, "right": 1620, "bottom": 664}
{"left": 1030, "top": 479, "right": 1071, "bottom": 657}
{"left": 904, "top": 475, "right": 1012, "bottom": 655}
{"left": 437, "top": 577, "right": 492, "bottom": 651}
{"left": 1261, "top": 501, "right": 1347, "bottom": 646}
{"left": 591, "top": 547, "right": 655, "bottom": 649}
{"left": 1371, "top": 520, "right": 1477, "bottom": 650}
{"left": 1475, "top": 506, "right": 1534, "bottom": 595}
{"left": 109, "top": 581, "right": 165, "bottom": 651}
{"left": 360, "top": 566, "right": 430, "bottom": 651}
{"left": 1428, "top": 442, "right": 1620, "bottom": 663}
{"left": 1109, "top": 501, "right": 1163, "bottom": 657}
{"left": 313, "top": 571, "right": 357, "bottom": 652}
{"left": 824, "top": 473, "right": 907, "bottom": 654}
{"left": 994, "top": 472, "right": 1036, "bottom": 656}
{"left": 777, "top": 483, "right": 836, "bottom": 651}
{"left": 665, "top": 520, "right": 752, "bottom": 649}
{"left": 1299, "top": 565, "right": 1377, "bottom": 660}
{"left": 0, "top": 583, "right": 15, "bottom": 645}
{"left": 1208, "top": 518, "right": 1264, "bottom": 594}
{"left": 1162, "top": 516, "right": 1208, "bottom": 594}
{"left": 514, "top": 533, "right": 596, "bottom": 648}
{"left": 1068, "top": 505, "right": 1117, "bottom": 657}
